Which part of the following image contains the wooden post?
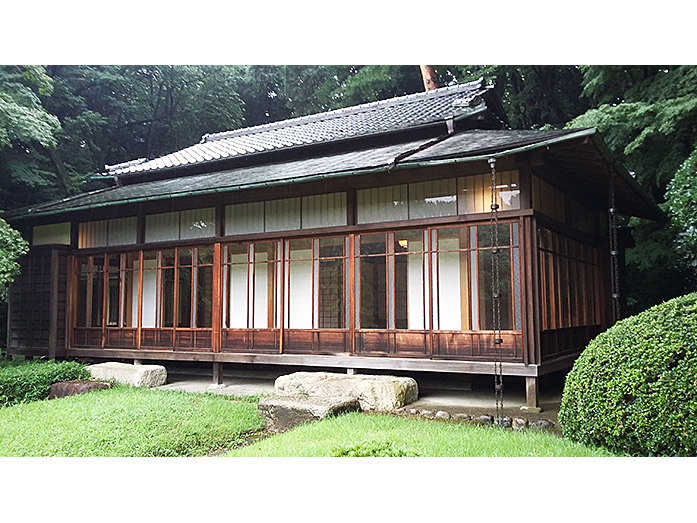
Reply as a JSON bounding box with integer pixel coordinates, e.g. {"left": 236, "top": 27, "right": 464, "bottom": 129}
{"left": 213, "top": 362, "right": 224, "bottom": 385}
{"left": 525, "top": 376, "right": 539, "bottom": 408}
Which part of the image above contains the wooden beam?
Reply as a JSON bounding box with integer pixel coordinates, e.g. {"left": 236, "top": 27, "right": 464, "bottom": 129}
{"left": 66, "top": 347, "right": 542, "bottom": 376}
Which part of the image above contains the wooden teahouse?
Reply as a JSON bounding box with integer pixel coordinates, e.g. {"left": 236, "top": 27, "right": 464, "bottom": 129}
{"left": 5, "top": 79, "right": 662, "bottom": 406}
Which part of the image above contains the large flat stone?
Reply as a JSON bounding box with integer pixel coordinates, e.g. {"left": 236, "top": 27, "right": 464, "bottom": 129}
{"left": 87, "top": 362, "right": 167, "bottom": 388}
{"left": 258, "top": 395, "right": 360, "bottom": 433}
{"left": 274, "top": 372, "right": 419, "bottom": 412}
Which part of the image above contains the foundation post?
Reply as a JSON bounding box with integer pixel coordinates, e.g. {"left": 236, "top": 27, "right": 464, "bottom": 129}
{"left": 133, "top": 359, "right": 142, "bottom": 365}
{"left": 213, "top": 362, "right": 224, "bottom": 386}
{"left": 525, "top": 376, "right": 539, "bottom": 408}
{"left": 346, "top": 368, "right": 356, "bottom": 376}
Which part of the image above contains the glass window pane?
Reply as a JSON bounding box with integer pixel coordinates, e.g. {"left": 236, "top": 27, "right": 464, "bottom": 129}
{"left": 91, "top": 257, "right": 104, "bottom": 327}
{"left": 197, "top": 266, "right": 213, "bottom": 328}
{"left": 288, "top": 239, "right": 313, "bottom": 260}
{"left": 286, "top": 259, "right": 313, "bottom": 328}
{"left": 319, "top": 237, "right": 344, "bottom": 258}
{"left": 227, "top": 262, "right": 248, "bottom": 328}
{"left": 227, "top": 244, "right": 247, "bottom": 264}
{"left": 161, "top": 267, "right": 175, "bottom": 328}
{"left": 438, "top": 250, "right": 468, "bottom": 330}
{"left": 319, "top": 258, "right": 344, "bottom": 328}
{"left": 359, "top": 255, "right": 387, "bottom": 328}
{"left": 253, "top": 261, "right": 276, "bottom": 328}
{"left": 198, "top": 246, "right": 214, "bottom": 265}
{"left": 161, "top": 249, "right": 175, "bottom": 267}
{"left": 177, "top": 266, "right": 192, "bottom": 328}
{"left": 254, "top": 242, "right": 277, "bottom": 263}
{"left": 477, "top": 224, "right": 511, "bottom": 248}
{"left": 394, "top": 253, "right": 424, "bottom": 330}
{"left": 77, "top": 259, "right": 89, "bottom": 327}
{"left": 178, "top": 248, "right": 193, "bottom": 266}
{"left": 360, "top": 234, "right": 386, "bottom": 255}
{"left": 107, "top": 255, "right": 120, "bottom": 327}
{"left": 478, "top": 248, "right": 512, "bottom": 330}
{"left": 394, "top": 230, "right": 423, "bottom": 253}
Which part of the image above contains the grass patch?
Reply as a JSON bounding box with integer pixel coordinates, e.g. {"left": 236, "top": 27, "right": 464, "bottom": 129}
{"left": 227, "top": 412, "right": 615, "bottom": 457}
{"left": 0, "top": 386, "right": 263, "bottom": 457}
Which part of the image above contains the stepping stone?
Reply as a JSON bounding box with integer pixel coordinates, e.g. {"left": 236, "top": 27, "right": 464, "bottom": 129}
{"left": 274, "top": 372, "right": 418, "bottom": 412}
{"left": 258, "top": 395, "right": 360, "bottom": 433}
{"left": 87, "top": 362, "right": 167, "bottom": 388}
{"left": 49, "top": 380, "right": 111, "bottom": 399}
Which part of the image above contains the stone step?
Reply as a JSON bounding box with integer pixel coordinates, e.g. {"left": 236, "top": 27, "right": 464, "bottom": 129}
{"left": 258, "top": 395, "right": 360, "bottom": 433}
{"left": 87, "top": 362, "right": 167, "bottom": 388}
{"left": 274, "top": 372, "right": 418, "bottom": 412}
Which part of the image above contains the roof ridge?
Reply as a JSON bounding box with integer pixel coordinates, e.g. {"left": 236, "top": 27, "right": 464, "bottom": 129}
{"left": 201, "top": 78, "right": 486, "bottom": 143}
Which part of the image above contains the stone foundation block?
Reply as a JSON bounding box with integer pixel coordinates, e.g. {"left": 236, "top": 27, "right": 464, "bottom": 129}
{"left": 258, "top": 395, "right": 360, "bottom": 433}
{"left": 274, "top": 372, "right": 418, "bottom": 412}
{"left": 49, "top": 380, "right": 112, "bottom": 399}
{"left": 87, "top": 362, "right": 167, "bottom": 388}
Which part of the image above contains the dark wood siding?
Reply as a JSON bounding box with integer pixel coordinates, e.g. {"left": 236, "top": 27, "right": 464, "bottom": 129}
{"left": 8, "top": 248, "right": 69, "bottom": 357}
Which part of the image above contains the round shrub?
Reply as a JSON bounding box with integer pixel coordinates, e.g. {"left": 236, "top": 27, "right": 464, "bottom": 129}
{"left": 559, "top": 292, "right": 697, "bottom": 456}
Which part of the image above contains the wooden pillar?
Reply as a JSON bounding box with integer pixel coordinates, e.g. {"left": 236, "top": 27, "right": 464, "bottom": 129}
{"left": 213, "top": 362, "right": 224, "bottom": 385}
{"left": 525, "top": 376, "right": 539, "bottom": 408}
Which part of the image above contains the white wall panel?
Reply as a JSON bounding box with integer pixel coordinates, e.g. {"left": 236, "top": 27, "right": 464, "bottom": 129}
{"left": 78, "top": 220, "right": 108, "bottom": 248}
{"left": 409, "top": 179, "right": 457, "bottom": 219}
{"left": 145, "top": 212, "right": 179, "bottom": 243}
{"left": 357, "top": 185, "right": 408, "bottom": 224}
{"left": 225, "top": 202, "right": 264, "bottom": 235}
{"left": 302, "top": 193, "right": 347, "bottom": 229}
{"left": 265, "top": 197, "right": 301, "bottom": 232}
{"left": 180, "top": 208, "right": 215, "bottom": 240}
{"left": 34, "top": 222, "right": 71, "bottom": 246}
{"left": 108, "top": 217, "right": 137, "bottom": 246}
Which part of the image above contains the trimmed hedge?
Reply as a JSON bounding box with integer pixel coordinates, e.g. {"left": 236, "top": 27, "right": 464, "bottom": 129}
{"left": 0, "top": 360, "right": 90, "bottom": 408}
{"left": 559, "top": 292, "right": 697, "bottom": 456}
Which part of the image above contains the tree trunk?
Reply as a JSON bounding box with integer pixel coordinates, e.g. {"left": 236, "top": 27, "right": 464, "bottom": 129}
{"left": 419, "top": 65, "right": 439, "bottom": 91}
{"left": 47, "top": 147, "right": 71, "bottom": 196}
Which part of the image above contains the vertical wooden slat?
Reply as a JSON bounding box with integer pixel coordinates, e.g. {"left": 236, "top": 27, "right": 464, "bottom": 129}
{"left": 212, "top": 242, "right": 222, "bottom": 353}
{"left": 101, "top": 255, "right": 107, "bottom": 349}
{"left": 278, "top": 241, "right": 285, "bottom": 354}
{"left": 48, "top": 249, "right": 59, "bottom": 359}
{"left": 137, "top": 250, "right": 143, "bottom": 349}
{"left": 349, "top": 233, "right": 356, "bottom": 355}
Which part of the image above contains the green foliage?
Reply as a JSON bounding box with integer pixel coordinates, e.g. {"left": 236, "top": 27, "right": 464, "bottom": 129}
{"left": 437, "top": 65, "right": 589, "bottom": 129}
{"left": 0, "top": 216, "right": 28, "bottom": 300}
{"left": 0, "top": 386, "right": 263, "bottom": 457}
{"left": 665, "top": 144, "right": 697, "bottom": 269}
{"left": 0, "top": 65, "right": 60, "bottom": 150}
{"left": 559, "top": 293, "right": 697, "bottom": 456}
{"left": 332, "top": 439, "right": 418, "bottom": 457}
{"left": 0, "top": 359, "right": 89, "bottom": 408}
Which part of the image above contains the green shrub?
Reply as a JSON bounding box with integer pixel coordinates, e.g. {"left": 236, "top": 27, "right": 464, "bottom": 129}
{"left": 559, "top": 292, "right": 697, "bottom": 456}
{"left": 0, "top": 360, "right": 90, "bottom": 408}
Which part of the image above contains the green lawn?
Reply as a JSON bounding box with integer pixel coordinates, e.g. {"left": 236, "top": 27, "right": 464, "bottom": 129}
{"left": 227, "top": 412, "right": 615, "bottom": 457}
{"left": 0, "top": 386, "right": 263, "bottom": 457}
{"left": 0, "top": 384, "right": 613, "bottom": 457}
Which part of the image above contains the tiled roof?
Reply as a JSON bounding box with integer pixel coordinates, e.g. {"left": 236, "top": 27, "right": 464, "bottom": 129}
{"left": 16, "top": 130, "right": 582, "bottom": 217}
{"left": 103, "top": 78, "right": 497, "bottom": 176}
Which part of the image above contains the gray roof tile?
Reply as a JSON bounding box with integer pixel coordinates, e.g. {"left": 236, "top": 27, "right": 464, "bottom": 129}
{"left": 103, "top": 79, "right": 492, "bottom": 176}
